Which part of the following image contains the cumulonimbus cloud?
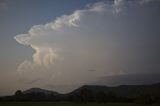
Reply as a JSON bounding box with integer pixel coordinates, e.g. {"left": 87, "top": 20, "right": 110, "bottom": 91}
{"left": 14, "top": 1, "right": 107, "bottom": 83}
{"left": 14, "top": 0, "right": 158, "bottom": 86}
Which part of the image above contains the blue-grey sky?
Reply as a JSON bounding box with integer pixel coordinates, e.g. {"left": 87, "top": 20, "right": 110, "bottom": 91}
{"left": 0, "top": 0, "right": 160, "bottom": 96}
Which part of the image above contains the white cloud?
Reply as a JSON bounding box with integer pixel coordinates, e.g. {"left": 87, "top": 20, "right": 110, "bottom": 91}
{"left": 14, "top": 1, "right": 107, "bottom": 84}
{"left": 113, "top": 0, "right": 125, "bottom": 13}
{"left": 112, "top": 0, "right": 159, "bottom": 13}
{"left": 14, "top": 1, "right": 108, "bottom": 70}
{"left": 14, "top": 0, "right": 159, "bottom": 90}
{"left": 87, "top": 1, "right": 107, "bottom": 13}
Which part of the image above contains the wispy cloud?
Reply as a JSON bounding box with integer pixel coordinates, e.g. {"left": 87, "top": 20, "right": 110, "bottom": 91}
{"left": 139, "top": 0, "right": 155, "bottom": 4}
{"left": 113, "top": 0, "right": 126, "bottom": 13}
{"left": 0, "top": 0, "right": 9, "bottom": 10}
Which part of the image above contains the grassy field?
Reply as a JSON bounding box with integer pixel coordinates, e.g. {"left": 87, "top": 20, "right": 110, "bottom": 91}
{"left": 0, "top": 102, "right": 159, "bottom": 106}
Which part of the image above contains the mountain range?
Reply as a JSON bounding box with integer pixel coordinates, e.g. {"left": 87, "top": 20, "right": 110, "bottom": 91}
{"left": 1, "top": 82, "right": 160, "bottom": 104}
{"left": 21, "top": 83, "right": 160, "bottom": 97}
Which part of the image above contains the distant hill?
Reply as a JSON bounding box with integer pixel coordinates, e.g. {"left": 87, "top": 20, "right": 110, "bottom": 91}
{"left": 68, "top": 85, "right": 110, "bottom": 95}
{"left": 23, "top": 88, "right": 59, "bottom": 96}
{"left": 1, "top": 82, "right": 160, "bottom": 104}
{"left": 67, "top": 83, "right": 160, "bottom": 98}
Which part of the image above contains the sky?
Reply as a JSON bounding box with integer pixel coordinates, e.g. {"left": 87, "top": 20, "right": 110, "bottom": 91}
{"left": 0, "top": 0, "right": 160, "bottom": 96}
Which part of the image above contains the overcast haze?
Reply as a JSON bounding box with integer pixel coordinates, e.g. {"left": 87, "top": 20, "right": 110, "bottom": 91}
{"left": 0, "top": 0, "right": 160, "bottom": 96}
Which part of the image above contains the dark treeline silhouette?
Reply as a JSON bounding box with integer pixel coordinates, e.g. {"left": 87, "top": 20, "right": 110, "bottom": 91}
{"left": 0, "top": 83, "right": 160, "bottom": 104}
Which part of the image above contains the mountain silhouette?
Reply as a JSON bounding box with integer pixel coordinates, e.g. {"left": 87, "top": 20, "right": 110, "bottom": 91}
{"left": 68, "top": 83, "right": 160, "bottom": 98}
{"left": 23, "top": 88, "right": 59, "bottom": 96}
{"left": 0, "top": 82, "right": 160, "bottom": 104}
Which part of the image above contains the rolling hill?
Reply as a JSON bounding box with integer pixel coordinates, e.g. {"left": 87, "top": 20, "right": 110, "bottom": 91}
{"left": 0, "top": 82, "right": 160, "bottom": 104}
{"left": 23, "top": 88, "right": 59, "bottom": 96}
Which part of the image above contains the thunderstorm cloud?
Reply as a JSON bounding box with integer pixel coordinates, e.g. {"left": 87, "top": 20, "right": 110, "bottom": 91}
{"left": 14, "top": 0, "right": 160, "bottom": 91}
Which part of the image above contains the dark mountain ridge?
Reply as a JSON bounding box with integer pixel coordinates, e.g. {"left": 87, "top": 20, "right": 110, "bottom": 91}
{"left": 0, "top": 82, "right": 160, "bottom": 104}
{"left": 67, "top": 83, "right": 160, "bottom": 98}
{"left": 23, "top": 88, "right": 59, "bottom": 95}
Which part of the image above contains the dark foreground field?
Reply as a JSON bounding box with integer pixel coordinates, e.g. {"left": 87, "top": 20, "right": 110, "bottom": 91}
{"left": 0, "top": 102, "right": 159, "bottom": 106}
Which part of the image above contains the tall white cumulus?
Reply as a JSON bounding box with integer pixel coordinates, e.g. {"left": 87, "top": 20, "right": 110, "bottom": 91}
{"left": 14, "top": 1, "right": 107, "bottom": 83}
{"left": 14, "top": 0, "right": 157, "bottom": 88}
